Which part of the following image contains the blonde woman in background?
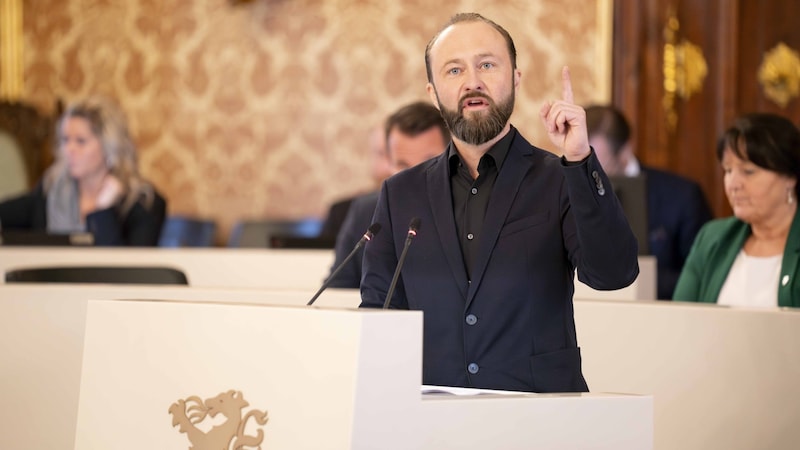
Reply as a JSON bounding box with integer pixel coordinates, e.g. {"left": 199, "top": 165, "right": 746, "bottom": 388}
{"left": 674, "top": 113, "right": 800, "bottom": 307}
{"left": 0, "top": 96, "right": 166, "bottom": 246}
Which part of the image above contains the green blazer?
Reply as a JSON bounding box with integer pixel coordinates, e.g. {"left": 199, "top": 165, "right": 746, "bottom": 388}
{"left": 673, "top": 210, "right": 800, "bottom": 307}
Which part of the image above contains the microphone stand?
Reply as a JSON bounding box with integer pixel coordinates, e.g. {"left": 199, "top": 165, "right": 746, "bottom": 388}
{"left": 382, "top": 218, "right": 420, "bottom": 309}
{"left": 307, "top": 224, "right": 381, "bottom": 306}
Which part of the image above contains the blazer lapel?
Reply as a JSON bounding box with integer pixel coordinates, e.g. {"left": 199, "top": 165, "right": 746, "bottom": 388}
{"left": 466, "top": 135, "right": 533, "bottom": 307}
{"left": 779, "top": 209, "right": 800, "bottom": 307}
{"left": 427, "top": 155, "right": 469, "bottom": 301}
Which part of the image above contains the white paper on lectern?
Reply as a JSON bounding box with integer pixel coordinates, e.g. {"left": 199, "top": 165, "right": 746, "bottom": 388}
{"left": 421, "top": 385, "right": 524, "bottom": 396}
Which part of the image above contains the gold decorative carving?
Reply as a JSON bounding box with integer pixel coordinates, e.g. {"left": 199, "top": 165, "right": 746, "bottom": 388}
{"left": 663, "top": 9, "right": 708, "bottom": 131}
{"left": 169, "top": 390, "right": 268, "bottom": 450}
{"left": 758, "top": 42, "right": 800, "bottom": 108}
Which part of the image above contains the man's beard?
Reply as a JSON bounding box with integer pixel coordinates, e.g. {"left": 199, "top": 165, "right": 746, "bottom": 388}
{"left": 437, "top": 88, "right": 515, "bottom": 146}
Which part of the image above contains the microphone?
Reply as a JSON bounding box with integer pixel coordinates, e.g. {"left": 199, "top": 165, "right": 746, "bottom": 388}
{"left": 382, "top": 217, "right": 421, "bottom": 309}
{"left": 307, "top": 223, "right": 381, "bottom": 306}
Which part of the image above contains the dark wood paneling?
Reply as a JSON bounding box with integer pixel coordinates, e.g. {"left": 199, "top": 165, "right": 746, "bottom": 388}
{"left": 669, "top": 0, "right": 729, "bottom": 217}
{"left": 612, "top": 0, "right": 800, "bottom": 219}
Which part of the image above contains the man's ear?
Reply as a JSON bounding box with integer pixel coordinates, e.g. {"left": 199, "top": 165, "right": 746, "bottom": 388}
{"left": 619, "top": 141, "right": 635, "bottom": 166}
{"left": 426, "top": 83, "right": 440, "bottom": 110}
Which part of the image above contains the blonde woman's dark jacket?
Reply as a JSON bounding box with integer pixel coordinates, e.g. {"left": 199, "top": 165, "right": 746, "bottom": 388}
{"left": 0, "top": 182, "right": 166, "bottom": 246}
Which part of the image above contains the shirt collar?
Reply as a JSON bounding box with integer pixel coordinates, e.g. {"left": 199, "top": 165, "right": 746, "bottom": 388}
{"left": 624, "top": 156, "right": 641, "bottom": 177}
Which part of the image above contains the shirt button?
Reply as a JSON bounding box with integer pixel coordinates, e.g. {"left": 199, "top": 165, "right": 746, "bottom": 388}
{"left": 468, "top": 363, "right": 479, "bottom": 374}
{"left": 782, "top": 275, "right": 790, "bottom": 286}
{"left": 471, "top": 187, "right": 478, "bottom": 195}
{"left": 465, "top": 314, "right": 477, "bottom": 325}
{"left": 467, "top": 233, "right": 474, "bottom": 240}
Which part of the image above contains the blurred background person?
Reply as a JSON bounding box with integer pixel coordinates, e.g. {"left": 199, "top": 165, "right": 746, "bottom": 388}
{"left": 0, "top": 95, "right": 166, "bottom": 246}
{"left": 674, "top": 113, "right": 800, "bottom": 307}
{"left": 319, "top": 124, "right": 393, "bottom": 239}
{"left": 326, "top": 101, "right": 449, "bottom": 288}
{"left": 586, "top": 104, "right": 712, "bottom": 299}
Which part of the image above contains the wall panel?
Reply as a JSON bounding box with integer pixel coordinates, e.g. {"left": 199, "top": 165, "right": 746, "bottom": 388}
{"left": 20, "top": 0, "right": 608, "bottom": 241}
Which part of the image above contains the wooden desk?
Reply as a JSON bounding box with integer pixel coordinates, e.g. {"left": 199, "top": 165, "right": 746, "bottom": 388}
{"left": 577, "top": 300, "right": 800, "bottom": 450}
{"left": 1, "top": 284, "right": 797, "bottom": 449}
{"left": 0, "top": 247, "right": 335, "bottom": 289}
{"left": 0, "top": 247, "right": 657, "bottom": 299}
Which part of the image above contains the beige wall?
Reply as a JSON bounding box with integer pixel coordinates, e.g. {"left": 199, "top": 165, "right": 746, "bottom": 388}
{"left": 21, "top": 0, "right": 609, "bottom": 242}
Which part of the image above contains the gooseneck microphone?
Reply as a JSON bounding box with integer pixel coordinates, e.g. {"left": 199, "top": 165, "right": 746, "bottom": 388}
{"left": 382, "top": 217, "right": 421, "bottom": 309}
{"left": 307, "top": 223, "right": 382, "bottom": 306}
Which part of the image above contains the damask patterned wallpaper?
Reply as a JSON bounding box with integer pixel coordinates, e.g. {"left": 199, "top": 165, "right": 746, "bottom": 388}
{"left": 22, "top": 0, "right": 609, "bottom": 243}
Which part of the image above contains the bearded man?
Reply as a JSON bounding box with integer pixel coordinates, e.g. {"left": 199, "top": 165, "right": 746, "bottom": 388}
{"left": 359, "top": 13, "right": 639, "bottom": 393}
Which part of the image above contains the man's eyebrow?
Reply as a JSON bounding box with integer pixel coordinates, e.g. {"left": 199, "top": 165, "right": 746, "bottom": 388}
{"left": 440, "top": 57, "right": 464, "bottom": 67}
{"left": 441, "top": 53, "right": 499, "bottom": 66}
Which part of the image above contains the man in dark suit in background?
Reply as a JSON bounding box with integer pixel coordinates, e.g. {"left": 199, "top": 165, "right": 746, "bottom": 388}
{"left": 585, "top": 105, "right": 713, "bottom": 299}
{"left": 319, "top": 125, "right": 392, "bottom": 239}
{"left": 326, "top": 101, "right": 449, "bottom": 288}
{"left": 360, "top": 13, "right": 638, "bottom": 393}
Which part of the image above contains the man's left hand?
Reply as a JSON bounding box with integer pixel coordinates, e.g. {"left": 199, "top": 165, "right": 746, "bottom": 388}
{"left": 539, "top": 66, "right": 591, "bottom": 162}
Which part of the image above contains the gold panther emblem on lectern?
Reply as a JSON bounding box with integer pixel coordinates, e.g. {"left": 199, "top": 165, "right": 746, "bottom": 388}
{"left": 169, "top": 390, "right": 268, "bottom": 450}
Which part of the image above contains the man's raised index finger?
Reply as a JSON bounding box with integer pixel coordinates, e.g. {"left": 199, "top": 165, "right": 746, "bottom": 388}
{"left": 561, "top": 66, "right": 574, "bottom": 104}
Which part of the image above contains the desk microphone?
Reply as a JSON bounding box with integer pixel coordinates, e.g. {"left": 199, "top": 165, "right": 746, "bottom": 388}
{"left": 382, "top": 218, "right": 420, "bottom": 309}
{"left": 307, "top": 223, "right": 381, "bottom": 306}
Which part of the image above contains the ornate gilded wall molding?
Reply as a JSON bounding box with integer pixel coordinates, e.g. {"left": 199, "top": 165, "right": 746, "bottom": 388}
{"left": 662, "top": 8, "right": 707, "bottom": 131}
{"left": 0, "top": 0, "right": 23, "bottom": 99}
{"left": 595, "top": 0, "right": 614, "bottom": 103}
{"left": 758, "top": 42, "right": 800, "bottom": 108}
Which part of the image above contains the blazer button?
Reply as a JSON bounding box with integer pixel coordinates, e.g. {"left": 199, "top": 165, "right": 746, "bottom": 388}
{"left": 468, "top": 363, "right": 479, "bottom": 374}
{"left": 591, "top": 170, "right": 605, "bottom": 195}
{"left": 782, "top": 274, "right": 790, "bottom": 286}
{"left": 465, "top": 314, "right": 477, "bottom": 325}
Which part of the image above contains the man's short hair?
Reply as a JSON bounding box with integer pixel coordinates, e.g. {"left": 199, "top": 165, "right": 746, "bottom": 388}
{"left": 585, "top": 105, "right": 631, "bottom": 156}
{"left": 384, "top": 101, "right": 449, "bottom": 146}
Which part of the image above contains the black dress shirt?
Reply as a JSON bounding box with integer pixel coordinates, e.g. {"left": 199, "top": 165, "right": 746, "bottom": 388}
{"left": 448, "top": 128, "right": 514, "bottom": 279}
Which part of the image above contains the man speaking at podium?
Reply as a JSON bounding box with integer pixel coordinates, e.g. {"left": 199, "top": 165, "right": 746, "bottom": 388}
{"left": 360, "top": 13, "right": 639, "bottom": 393}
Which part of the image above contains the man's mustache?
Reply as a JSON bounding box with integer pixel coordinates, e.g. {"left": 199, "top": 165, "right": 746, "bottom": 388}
{"left": 459, "top": 93, "right": 494, "bottom": 112}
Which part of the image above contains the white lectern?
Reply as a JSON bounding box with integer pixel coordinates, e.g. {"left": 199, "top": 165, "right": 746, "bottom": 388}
{"left": 74, "top": 299, "right": 652, "bottom": 449}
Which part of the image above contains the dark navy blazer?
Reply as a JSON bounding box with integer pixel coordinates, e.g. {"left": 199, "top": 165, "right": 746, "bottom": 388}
{"left": 327, "top": 190, "right": 379, "bottom": 288}
{"left": 361, "top": 129, "right": 639, "bottom": 393}
{"left": 642, "top": 166, "right": 712, "bottom": 299}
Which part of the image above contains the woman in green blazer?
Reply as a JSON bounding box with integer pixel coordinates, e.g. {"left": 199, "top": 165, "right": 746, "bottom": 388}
{"left": 674, "top": 113, "right": 800, "bottom": 307}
